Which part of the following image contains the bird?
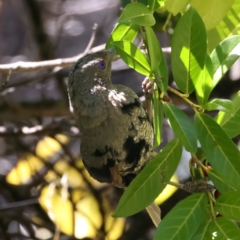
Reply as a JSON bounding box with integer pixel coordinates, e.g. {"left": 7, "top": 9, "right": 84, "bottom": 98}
{"left": 68, "top": 48, "right": 160, "bottom": 226}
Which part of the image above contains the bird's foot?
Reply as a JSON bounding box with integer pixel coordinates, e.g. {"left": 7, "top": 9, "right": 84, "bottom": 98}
{"left": 142, "top": 77, "right": 154, "bottom": 100}
{"left": 110, "top": 165, "right": 123, "bottom": 188}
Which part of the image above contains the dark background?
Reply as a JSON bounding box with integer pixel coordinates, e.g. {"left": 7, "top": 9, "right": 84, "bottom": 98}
{"left": 0, "top": 0, "right": 239, "bottom": 239}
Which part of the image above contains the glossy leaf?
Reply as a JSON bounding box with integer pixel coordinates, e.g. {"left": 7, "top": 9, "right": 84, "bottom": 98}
{"left": 208, "top": 170, "right": 237, "bottom": 194}
{"left": 208, "top": 217, "right": 240, "bottom": 240}
{"left": 171, "top": 7, "right": 207, "bottom": 94}
{"left": 194, "top": 55, "right": 213, "bottom": 106}
{"left": 145, "top": 26, "right": 161, "bottom": 71}
{"left": 106, "top": 23, "right": 139, "bottom": 49}
{"left": 204, "top": 98, "right": 233, "bottom": 113}
{"left": 191, "top": 0, "right": 234, "bottom": 31}
{"left": 215, "top": 91, "right": 240, "bottom": 138}
{"left": 113, "top": 138, "right": 182, "bottom": 217}
{"left": 194, "top": 113, "right": 240, "bottom": 190}
{"left": 154, "top": 194, "right": 208, "bottom": 240}
{"left": 112, "top": 41, "right": 152, "bottom": 76}
{"left": 119, "top": 2, "right": 155, "bottom": 26}
{"left": 215, "top": 191, "right": 240, "bottom": 222}
{"left": 165, "top": 0, "right": 190, "bottom": 16}
{"left": 153, "top": 92, "right": 163, "bottom": 148}
{"left": 163, "top": 102, "right": 197, "bottom": 153}
{"left": 207, "top": 1, "right": 240, "bottom": 52}
{"left": 210, "top": 35, "right": 240, "bottom": 88}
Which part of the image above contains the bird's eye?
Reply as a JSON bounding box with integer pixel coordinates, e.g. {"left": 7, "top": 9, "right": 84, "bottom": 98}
{"left": 98, "top": 61, "right": 106, "bottom": 69}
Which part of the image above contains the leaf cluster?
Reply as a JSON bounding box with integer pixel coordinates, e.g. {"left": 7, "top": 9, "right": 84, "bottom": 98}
{"left": 107, "top": 1, "right": 240, "bottom": 239}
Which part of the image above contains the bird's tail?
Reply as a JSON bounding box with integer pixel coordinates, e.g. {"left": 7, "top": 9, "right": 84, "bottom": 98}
{"left": 146, "top": 202, "right": 161, "bottom": 227}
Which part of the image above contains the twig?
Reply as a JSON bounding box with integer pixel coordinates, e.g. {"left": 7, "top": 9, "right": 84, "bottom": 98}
{"left": 0, "top": 46, "right": 171, "bottom": 74}
{"left": 0, "top": 69, "right": 12, "bottom": 90}
{"left": 84, "top": 23, "right": 98, "bottom": 53}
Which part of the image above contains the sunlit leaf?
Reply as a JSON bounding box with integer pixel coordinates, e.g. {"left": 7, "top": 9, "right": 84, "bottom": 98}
{"left": 191, "top": 0, "right": 234, "bottom": 30}
{"left": 165, "top": 0, "right": 190, "bottom": 15}
{"left": 171, "top": 7, "right": 207, "bottom": 94}
{"left": 207, "top": 217, "right": 240, "bottom": 239}
{"left": 210, "top": 35, "right": 240, "bottom": 88}
{"left": 215, "top": 191, "right": 240, "bottom": 222}
{"left": 145, "top": 26, "right": 161, "bottom": 71}
{"left": 207, "top": 1, "right": 240, "bottom": 52}
{"left": 106, "top": 23, "right": 139, "bottom": 49}
{"left": 153, "top": 92, "right": 163, "bottom": 148}
{"left": 113, "top": 138, "right": 182, "bottom": 217}
{"left": 204, "top": 98, "right": 233, "bottom": 113}
{"left": 112, "top": 41, "right": 152, "bottom": 76}
{"left": 194, "top": 113, "right": 240, "bottom": 190}
{"left": 119, "top": 2, "right": 155, "bottom": 26}
{"left": 163, "top": 102, "right": 197, "bottom": 153}
{"left": 194, "top": 55, "right": 213, "bottom": 106}
{"left": 154, "top": 194, "right": 208, "bottom": 240}
{"left": 215, "top": 91, "right": 240, "bottom": 138}
{"left": 148, "top": 0, "right": 163, "bottom": 11}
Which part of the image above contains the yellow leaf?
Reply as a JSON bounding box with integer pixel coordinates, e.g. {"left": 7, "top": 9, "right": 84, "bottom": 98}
{"left": 154, "top": 175, "right": 178, "bottom": 205}
{"left": 36, "top": 136, "right": 63, "bottom": 159}
{"left": 6, "top": 154, "right": 44, "bottom": 185}
{"left": 39, "top": 185, "right": 73, "bottom": 236}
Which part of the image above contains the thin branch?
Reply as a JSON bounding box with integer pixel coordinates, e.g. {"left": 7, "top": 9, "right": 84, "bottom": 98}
{"left": 0, "top": 46, "right": 171, "bottom": 74}
{"left": 0, "top": 44, "right": 105, "bottom": 74}
{"left": 84, "top": 23, "right": 98, "bottom": 53}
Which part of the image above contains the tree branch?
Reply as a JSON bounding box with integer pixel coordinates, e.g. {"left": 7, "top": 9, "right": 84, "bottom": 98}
{"left": 0, "top": 46, "right": 171, "bottom": 74}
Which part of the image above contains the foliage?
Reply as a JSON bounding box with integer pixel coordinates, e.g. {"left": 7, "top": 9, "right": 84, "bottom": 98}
{"left": 106, "top": 0, "right": 240, "bottom": 239}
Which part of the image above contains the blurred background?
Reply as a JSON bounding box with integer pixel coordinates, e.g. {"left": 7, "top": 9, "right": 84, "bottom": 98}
{"left": 0, "top": 0, "right": 239, "bottom": 239}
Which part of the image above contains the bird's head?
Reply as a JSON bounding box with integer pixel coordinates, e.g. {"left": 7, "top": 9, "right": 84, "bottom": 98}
{"left": 68, "top": 49, "right": 116, "bottom": 94}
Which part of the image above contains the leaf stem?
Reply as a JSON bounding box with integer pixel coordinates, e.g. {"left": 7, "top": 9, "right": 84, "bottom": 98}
{"left": 167, "top": 86, "right": 203, "bottom": 112}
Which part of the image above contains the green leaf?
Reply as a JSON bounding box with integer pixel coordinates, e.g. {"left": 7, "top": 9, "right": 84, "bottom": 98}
{"left": 165, "top": 0, "right": 190, "bottom": 16}
{"left": 113, "top": 138, "right": 182, "bottom": 217}
{"left": 192, "top": 207, "right": 211, "bottom": 240}
{"left": 163, "top": 102, "right": 197, "bottom": 153}
{"left": 106, "top": 23, "right": 139, "bottom": 49}
{"left": 148, "top": 0, "right": 163, "bottom": 12}
{"left": 207, "top": 1, "right": 240, "bottom": 52}
{"left": 210, "top": 35, "right": 240, "bottom": 88}
{"left": 215, "top": 191, "right": 240, "bottom": 222}
{"left": 171, "top": 7, "right": 207, "bottom": 94}
{"left": 215, "top": 91, "right": 240, "bottom": 138}
{"left": 194, "top": 55, "right": 213, "bottom": 106}
{"left": 119, "top": 2, "right": 155, "bottom": 26}
{"left": 154, "top": 194, "right": 208, "bottom": 240}
{"left": 153, "top": 92, "right": 163, "bottom": 148}
{"left": 154, "top": 49, "right": 169, "bottom": 93}
{"left": 112, "top": 41, "right": 152, "bottom": 76}
{"left": 194, "top": 113, "right": 240, "bottom": 191}
{"left": 204, "top": 98, "right": 233, "bottom": 113}
{"left": 207, "top": 217, "right": 240, "bottom": 240}
{"left": 145, "top": 26, "right": 161, "bottom": 71}
{"left": 191, "top": 0, "right": 234, "bottom": 31}
{"left": 208, "top": 170, "right": 237, "bottom": 194}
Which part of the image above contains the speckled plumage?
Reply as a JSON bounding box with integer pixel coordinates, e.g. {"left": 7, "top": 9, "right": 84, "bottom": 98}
{"left": 68, "top": 49, "right": 154, "bottom": 188}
